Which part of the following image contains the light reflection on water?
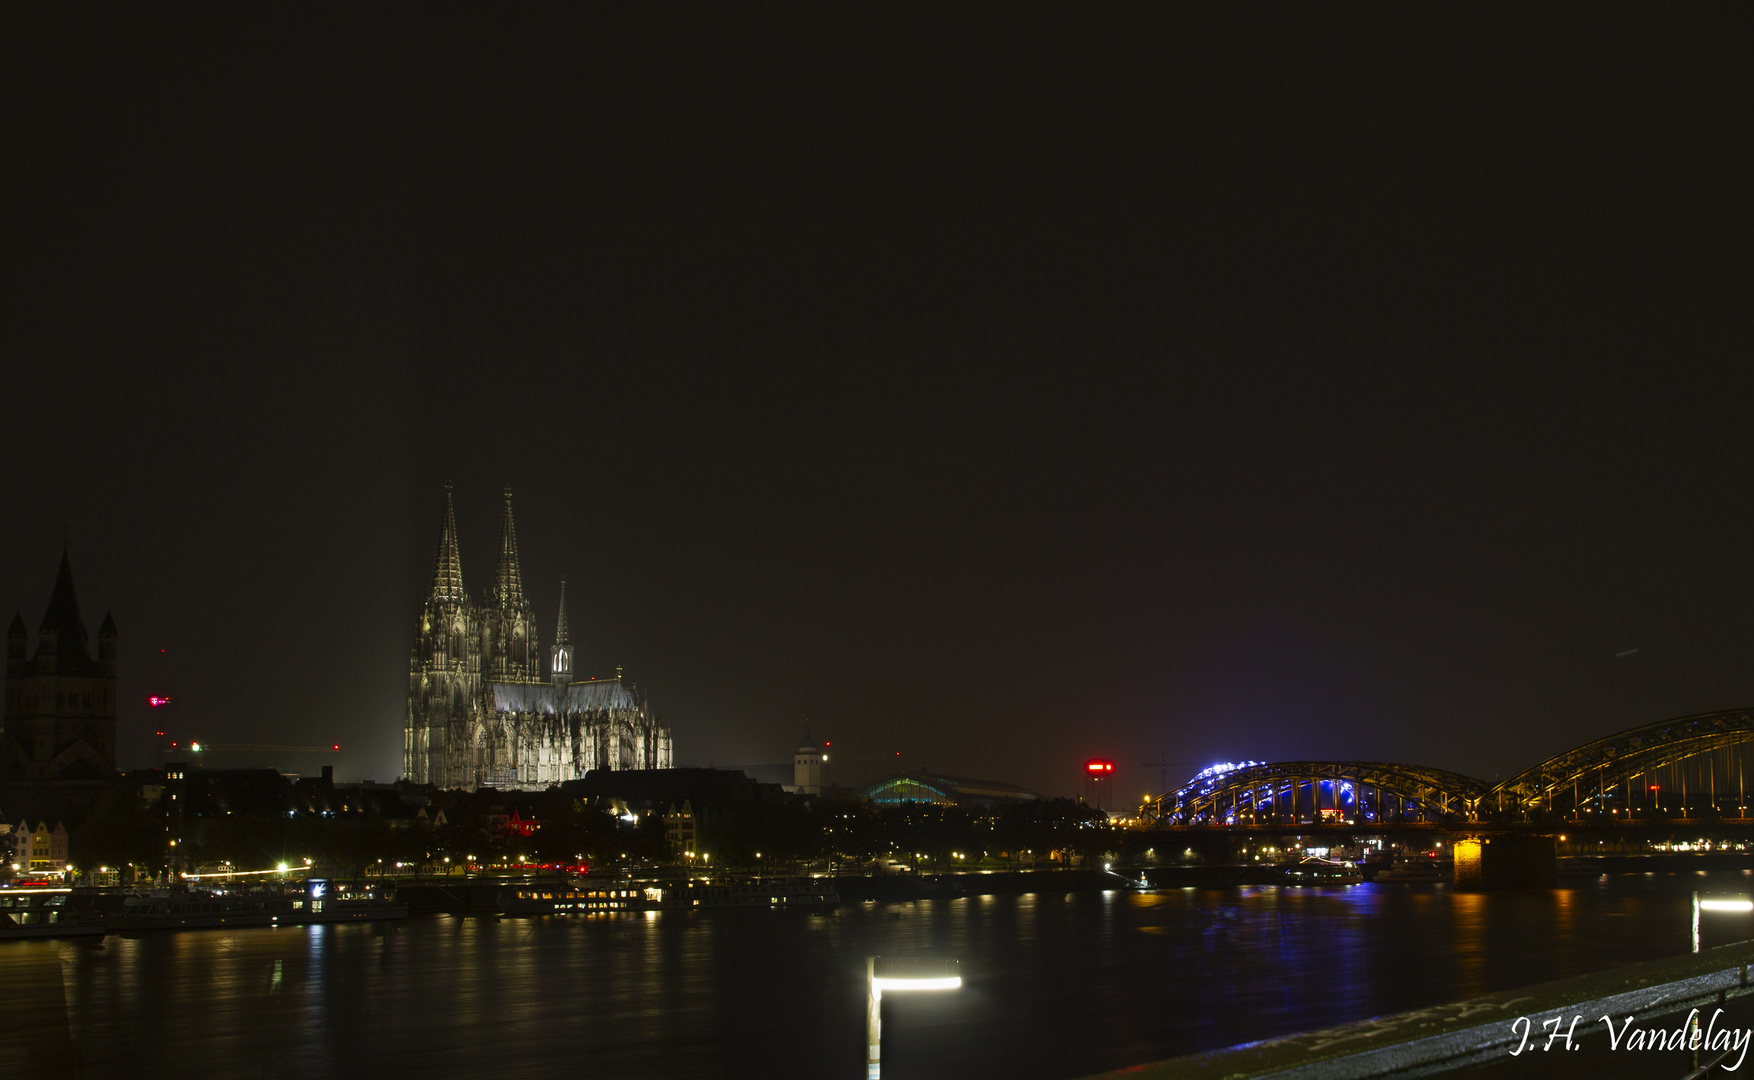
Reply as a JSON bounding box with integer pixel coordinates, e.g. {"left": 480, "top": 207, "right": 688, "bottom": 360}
{"left": 0, "top": 875, "right": 1738, "bottom": 1080}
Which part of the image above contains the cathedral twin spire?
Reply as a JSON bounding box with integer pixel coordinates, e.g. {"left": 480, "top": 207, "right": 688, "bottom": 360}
{"left": 429, "top": 484, "right": 468, "bottom": 604}
{"left": 427, "top": 484, "right": 571, "bottom": 677}
{"left": 428, "top": 483, "right": 531, "bottom": 610}
{"left": 491, "top": 485, "right": 527, "bottom": 611}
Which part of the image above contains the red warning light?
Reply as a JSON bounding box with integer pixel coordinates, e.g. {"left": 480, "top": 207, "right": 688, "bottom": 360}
{"left": 1649, "top": 784, "right": 1661, "bottom": 792}
{"left": 1086, "top": 759, "right": 1115, "bottom": 774}
{"left": 332, "top": 744, "right": 340, "bottom": 751}
{"left": 148, "top": 695, "right": 172, "bottom": 708}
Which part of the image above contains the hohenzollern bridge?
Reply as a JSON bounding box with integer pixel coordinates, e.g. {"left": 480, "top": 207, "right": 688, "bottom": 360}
{"left": 1140, "top": 708, "right": 1754, "bottom": 829}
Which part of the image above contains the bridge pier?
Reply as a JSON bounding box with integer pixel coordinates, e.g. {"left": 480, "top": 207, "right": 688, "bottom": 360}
{"left": 1452, "top": 834, "right": 1556, "bottom": 889}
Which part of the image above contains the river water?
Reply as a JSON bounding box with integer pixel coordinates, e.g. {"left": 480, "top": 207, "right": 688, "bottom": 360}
{"left": 2, "top": 873, "right": 1746, "bottom": 1079}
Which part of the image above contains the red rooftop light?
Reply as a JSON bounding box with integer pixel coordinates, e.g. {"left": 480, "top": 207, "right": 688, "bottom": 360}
{"left": 1086, "top": 758, "right": 1115, "bottom": 774}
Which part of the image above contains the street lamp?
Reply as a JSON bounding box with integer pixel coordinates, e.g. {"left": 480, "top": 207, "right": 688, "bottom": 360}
{"left": 1693, "top": 893, "right": 1754, "bottom": 952}
{"left": 866, "top": 956, "right": 960, "bottom": 1079}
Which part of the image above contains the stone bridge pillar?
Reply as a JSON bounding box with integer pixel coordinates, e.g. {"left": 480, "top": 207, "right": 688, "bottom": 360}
{"left": 1453, "top": 834, "right": 1557, "bottom": 889}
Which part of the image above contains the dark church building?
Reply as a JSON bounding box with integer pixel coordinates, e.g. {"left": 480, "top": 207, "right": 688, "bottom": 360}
{"left": 3, "top": 549, "right": 120, "bottom": 816}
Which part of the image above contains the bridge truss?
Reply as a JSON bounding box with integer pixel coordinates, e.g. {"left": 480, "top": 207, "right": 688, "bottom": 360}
{"left": 1487, "top": 708, "right": 1754, "bottom": 820}
{"left": 1141, "top": 761, "right": 1491, "bottom": 827}
{"left": 1137, "top": 708, "right": 1754, "bottom": 828}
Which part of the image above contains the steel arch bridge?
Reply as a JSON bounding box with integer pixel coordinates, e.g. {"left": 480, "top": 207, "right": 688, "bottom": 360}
{"left": 1142, "top": 761, "right": 1492, "bottom": 827}
{"left": 1138, "top": 708, "right": 1754, "bottom": 827}
{"left": 1486, "top": 707, "right": 1754, "bottom": 820}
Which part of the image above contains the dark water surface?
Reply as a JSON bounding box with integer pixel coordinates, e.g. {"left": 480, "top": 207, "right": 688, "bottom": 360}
{"left": 1, "top": 875, "right": 1745, "bottom": 1080}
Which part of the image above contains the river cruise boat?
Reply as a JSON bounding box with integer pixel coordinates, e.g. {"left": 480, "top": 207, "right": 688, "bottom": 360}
{"left": 1284, "top": 858, "right": 1363, "bottom": 886}
{"left": 1372, "top": 855, "right": 1447, "bottom": 883}
{"left": 0, "top": 888, "right": 106, "bottom": 940}
{"left": 499, "top": 883, "right": 600, "bottom": 915}
{"left": 501, "top": 876, "right": 839, "bottom": 916}
{"left": 658, "top": 876, "right": 839, "bottom": 910}
{"left": 102, "top": 882, "right": 406, "bottom": 931}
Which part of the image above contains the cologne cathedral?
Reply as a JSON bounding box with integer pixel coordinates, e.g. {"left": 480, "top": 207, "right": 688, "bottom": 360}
{"left": 404, "top": 486, "right": 673, "bottom": 791}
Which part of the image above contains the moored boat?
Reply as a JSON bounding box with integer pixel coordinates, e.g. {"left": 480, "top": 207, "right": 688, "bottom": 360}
{"left": 0, "top": 888, "right": 106, "bottom": 940}
{"left": 500, "top": 875, "right": 839, "bottom": 915}
{"left": 100, "top": 881, "right": 406, "bottom": 931}
{"left": 1284, "top": 858, "right": 1363, "bottom": 886}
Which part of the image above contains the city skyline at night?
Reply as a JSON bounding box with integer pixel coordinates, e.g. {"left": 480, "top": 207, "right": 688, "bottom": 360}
{"left": 4, "top": 9, "right": 1752, "bottom": 804}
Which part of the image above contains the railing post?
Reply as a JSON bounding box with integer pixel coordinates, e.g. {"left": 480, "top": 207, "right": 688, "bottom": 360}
{"left": 867, "top": 956, "right": 881, "bottom": 1079}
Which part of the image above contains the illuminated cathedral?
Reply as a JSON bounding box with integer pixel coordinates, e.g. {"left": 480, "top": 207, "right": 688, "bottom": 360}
{"left": 404, "top": 485, "right": 673, "bottom": 791}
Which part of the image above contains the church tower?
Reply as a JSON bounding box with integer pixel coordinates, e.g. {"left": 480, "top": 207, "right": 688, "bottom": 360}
{"left": 406, "top": 484, "right": 482, "bottom": 787}
{"left": 1, "top": 547, "right": 118, "bottom": 784}
{"left": 551, "top": 578, "right": 573, "bottom": 688}
{"left": 485, "top": 486, "right": 539, "bottom": 682}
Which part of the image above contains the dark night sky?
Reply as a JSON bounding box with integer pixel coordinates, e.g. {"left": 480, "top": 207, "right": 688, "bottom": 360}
{"left": 3, "top": 6, "right": 1752, "bottom": 797}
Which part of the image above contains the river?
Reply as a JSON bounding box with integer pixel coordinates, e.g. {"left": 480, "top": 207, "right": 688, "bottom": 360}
{"left": 2, "top": 871, "right": 1746, "bottom": 1079}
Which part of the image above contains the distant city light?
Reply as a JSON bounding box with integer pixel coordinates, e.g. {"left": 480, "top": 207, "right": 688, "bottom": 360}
{"left": 148, "top": 696, "right": 172, "bottom": 708}
{"left": 1085, "top": 759, "right": 1115, "bottom": 774}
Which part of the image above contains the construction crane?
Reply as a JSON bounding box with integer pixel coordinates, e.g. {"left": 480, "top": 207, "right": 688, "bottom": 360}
{"left": 1141, "top": 753, "right": 1192, "bottom": 795}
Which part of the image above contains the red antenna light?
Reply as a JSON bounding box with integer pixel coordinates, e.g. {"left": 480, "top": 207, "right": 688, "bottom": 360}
{"left": 332, "top": 744, "right": 340, "bottom": 751}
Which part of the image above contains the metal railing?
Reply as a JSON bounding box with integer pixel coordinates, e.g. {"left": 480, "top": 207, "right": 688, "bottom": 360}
{"left": 1079, "top": 935, "right": 1754, "bottom": 1079}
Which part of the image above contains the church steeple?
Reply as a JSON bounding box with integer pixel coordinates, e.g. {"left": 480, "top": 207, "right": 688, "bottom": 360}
{"left": 551, "top": 578, "right": 573, "bottom": 687}
{"left": 34, "top": 544, "right": 94, "bottom": 676}
{"left": 429, "top": 483, "right": 467, "bottom": 603}
{"left": 493, "top": 485, "right": 526, "bottom": 609}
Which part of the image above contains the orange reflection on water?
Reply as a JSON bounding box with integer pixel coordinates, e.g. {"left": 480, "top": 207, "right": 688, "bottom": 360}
{"left": 1448, "top": 890, "right": 1488, "bottom": 998}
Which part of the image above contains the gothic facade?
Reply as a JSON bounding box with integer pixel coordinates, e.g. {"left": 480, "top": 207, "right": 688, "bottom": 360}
{"left": 4, "top": 550, "right": 119, "bottom": 783}
{"left": 404, "top": 486, "right": 673, "bottom": 791}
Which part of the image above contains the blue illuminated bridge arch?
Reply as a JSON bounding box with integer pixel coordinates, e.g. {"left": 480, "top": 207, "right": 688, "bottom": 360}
{"left": 1140, "top": 707, "right": 1754, "bottom": 827}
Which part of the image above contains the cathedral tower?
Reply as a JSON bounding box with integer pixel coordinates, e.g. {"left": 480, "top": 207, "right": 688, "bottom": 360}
{"left": 405, "top": 484, "right": 482, "bottom": 787}
{"left": 485, "top": 486, "right": 539, "bottom": 682}
{"left": 405, "top": 484, "right": 674, "bottom": 790}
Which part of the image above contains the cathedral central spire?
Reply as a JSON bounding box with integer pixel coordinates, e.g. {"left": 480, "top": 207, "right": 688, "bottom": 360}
{"left": 430, "top": 483, "right": 467, "bottom": 603}
{"left": 551, "top": 577, "right": 573, "bottom": 686}
{"left": 493, "top": 485, "right": 526, "bottom": 609}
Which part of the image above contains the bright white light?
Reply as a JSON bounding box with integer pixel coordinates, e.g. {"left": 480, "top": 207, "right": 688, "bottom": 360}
{"left": 1701, "top": 899, "right": 1754, "bottom": 913}
{"left": 1190, "top": 761, "right": 1265, "bottom": 783}
{"left": 872, "top": 976, "right": 962, "bottom": 992}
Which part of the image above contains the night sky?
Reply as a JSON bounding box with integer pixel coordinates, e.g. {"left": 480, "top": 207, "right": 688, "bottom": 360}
{"left": 4, "top": 7, "right": 1752, "bottom": 798}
